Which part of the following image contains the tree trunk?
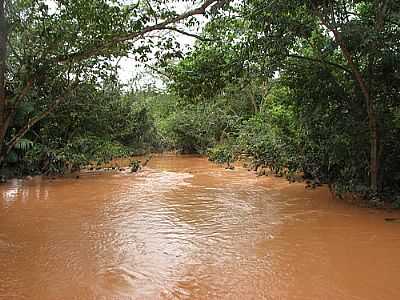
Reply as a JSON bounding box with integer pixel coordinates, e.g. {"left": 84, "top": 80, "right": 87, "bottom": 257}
{"left": 249, "top": 91, "right": 258, "bottom": 114}
{"left": 0, "top": 0, "right": 8, "bottom": 166}
{"left": 338, "top": 39, "right": 379, "bottom": 193}
{"left": 369, "top": 115, "right": 379, "bottom": 193}
{"left": 314, "top": 9, "right": 380, "bottom": 193}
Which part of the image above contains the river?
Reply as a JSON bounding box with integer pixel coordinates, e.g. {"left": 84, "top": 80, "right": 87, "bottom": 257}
{"left": 0, "top": 155, "right": 399, "bottom": 299}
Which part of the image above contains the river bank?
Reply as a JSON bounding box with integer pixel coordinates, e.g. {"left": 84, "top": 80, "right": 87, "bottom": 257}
{"left": 2, "top": 153, "right": 399, "bottom": 210}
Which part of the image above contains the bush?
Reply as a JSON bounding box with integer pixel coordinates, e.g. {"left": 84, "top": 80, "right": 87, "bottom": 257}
{"left": 162, "top": 104, "right": 223, "bottom": 153}
{"left": 208, "top": 144, "right": 234, "bottom": 165}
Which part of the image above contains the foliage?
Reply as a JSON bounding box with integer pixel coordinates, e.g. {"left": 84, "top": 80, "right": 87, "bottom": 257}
{"left": 0, "top": 0, "right": 225, "bottom": 169}
{"left": 161, "top": 104, "right": 219, "bottom": 153}
{"left": 207, "top": 143, "right": 234, "bottom": 165}
{"left": 163, "top": 0, "right": 400, "bottom": 202}
{"left": 3, "top": 79, "right": 162, "bottom": 176}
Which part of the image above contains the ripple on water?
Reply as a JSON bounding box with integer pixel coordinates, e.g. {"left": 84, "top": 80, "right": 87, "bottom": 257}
{"left": 0, "top": 156, "right": 400, "bottom": 300}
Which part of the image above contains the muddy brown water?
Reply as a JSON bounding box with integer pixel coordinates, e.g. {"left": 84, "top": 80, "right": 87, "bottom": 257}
{"left": 0, "top": 155, "right": 399, "bottom": 300}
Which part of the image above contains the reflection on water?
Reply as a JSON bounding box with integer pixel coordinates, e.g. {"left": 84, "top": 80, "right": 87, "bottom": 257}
{"left": 0, "top": 155, "right": 399, "bottom": 299}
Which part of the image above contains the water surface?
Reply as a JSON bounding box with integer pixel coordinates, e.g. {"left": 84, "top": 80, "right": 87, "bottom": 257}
{"left": 1, "top": 155, "right": 399, "bottom": 299}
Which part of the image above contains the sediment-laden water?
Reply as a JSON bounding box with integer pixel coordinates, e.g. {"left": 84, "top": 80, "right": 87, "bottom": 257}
{"left": 1, "top": 155, "right": 399, "bottom": 299}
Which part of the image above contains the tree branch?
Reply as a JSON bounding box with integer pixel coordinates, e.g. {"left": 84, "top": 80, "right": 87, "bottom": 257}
{"left": 11, "top": 80, "right": 32, "bottom": 109}
{"left": 287, "top": 54, "right": 351, "bottom": 74}
{"left": 5, "top": 96, "right": 63, "bottom": 154}
{"left": 5, "top": 80, "right": 79, "bottom": 155}
{"left": 163, "top": 27, "right": 217, "bottom": 42}
{"left": 58, "top": 0, "right": 224, "bottom": 63}
{"left": 144, "top": 63, "right": 171, "bottom": 79}
{"left": 376, "top": 0, "right": 389, "bottom": 31}
{"left": 310, "top": 4, "right": 371, "bottom": 105}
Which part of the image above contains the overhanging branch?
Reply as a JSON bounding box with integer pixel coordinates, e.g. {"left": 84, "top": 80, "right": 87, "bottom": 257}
{"left": 287, "top": 54, "right": 351, "bottom": 74}
{"left": 58, "top": 0, "right": 225, "bottom": 63}
{"left": 144, "top": 63, "right": 171, "bottom": 79}
{"left": 163, "top": 27, "right": 217, "bottom": 42}
{"left": 5, "top": 79, "right": 80, "bottom": 155}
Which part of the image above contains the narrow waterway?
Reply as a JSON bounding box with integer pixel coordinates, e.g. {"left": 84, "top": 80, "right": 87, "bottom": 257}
{"left": 0, "top": 155, "right": 399, "bottom": 300}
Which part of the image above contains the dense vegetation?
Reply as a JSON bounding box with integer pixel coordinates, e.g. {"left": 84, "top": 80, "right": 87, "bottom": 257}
{"left": 1, "top": 1, "right": 399, "bottom": 205}
{"left": 0, "top": 0, "right": 224, "bottom": 175}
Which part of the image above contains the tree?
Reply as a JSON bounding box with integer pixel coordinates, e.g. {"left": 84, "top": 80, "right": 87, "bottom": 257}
{"left": 0, "top": 0, "right": 8, "bottom": 159}
{"left": 0, "top": 0, "right": 228, "bottom": 166}
{"left": 236, "top": 0, "right": 400, "bottom": 193}
{"left": 161, "top": 0, "right": 400, "bottom": 197}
